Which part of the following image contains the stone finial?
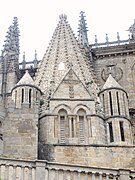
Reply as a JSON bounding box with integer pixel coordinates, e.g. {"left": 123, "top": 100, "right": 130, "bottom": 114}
{"left": 59, "top": 14, "right": 67, "bottom": 20}
{"left": 23, "top": 52, "right": 26, "bottom": 62}
{"left": 34, "top": 50, "right": 38, "bottom": 68}
{"left": 106, "top": 34, "right": 109, "bottom": 46}
{"left": 22, "top": 52, "right": 26, "bottom": 69}
{"left": 34, "top": 50, "right": 37, "bottom": 60}
{"left": 95, "top": 35, "right": 98, "bottom": 47}
{"left": 117, "top": 32, "right": 120, "bottom": 41}
{"left": 117, "top": 32, "right": 120, "bottom": 45}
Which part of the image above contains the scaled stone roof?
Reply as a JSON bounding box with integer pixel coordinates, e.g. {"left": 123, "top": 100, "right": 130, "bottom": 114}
{"left": 35, "top": 14, "right": 98, "bottom": 98}
{"left": 17, "top": 70, "right": 35, "bottom": 85}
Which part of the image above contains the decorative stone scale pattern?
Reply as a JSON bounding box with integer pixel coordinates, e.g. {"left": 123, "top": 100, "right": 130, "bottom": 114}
{"left": 35, "top": 14, "right": 98, "bottom": 99}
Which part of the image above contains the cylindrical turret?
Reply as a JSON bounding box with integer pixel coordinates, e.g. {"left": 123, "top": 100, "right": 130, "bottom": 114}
{"left": 99, "top": 74, "right": 133, "bottom": 145}
{"left": 11, "top": 70, "right": 42, "bottom": 108}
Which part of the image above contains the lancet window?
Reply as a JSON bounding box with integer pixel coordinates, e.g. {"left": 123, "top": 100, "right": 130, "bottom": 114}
{"left": 108, "top": 122, "right": 114, "bottom": 143}
{"left": 77, "top": 109, "right": 86, "bottom": 144}
{"left": 21, "top": 89, "right": 24, "bottom": 103}
{"left": 119, "top": 121, "right": 125, "bottom": 141}
{"left": 109, "top": 92, "right": 113, "bottom": 116}
{"left": 58, "top": 109, "right": 67, "bottom": 144}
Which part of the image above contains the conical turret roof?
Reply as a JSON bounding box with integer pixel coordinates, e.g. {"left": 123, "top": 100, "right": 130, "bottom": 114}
{"left": 17, "top": 70, "right": 35, "bottom": 86}
{"left": 35, "top": 14, "right": 98, "bottom": 98}
{"left": 102, "top": 74, "right": 123, "bottom": 90}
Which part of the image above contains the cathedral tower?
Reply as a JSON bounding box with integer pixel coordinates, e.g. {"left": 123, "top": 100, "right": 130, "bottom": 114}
{"left": 36, "top": 14, "right": 106, "bottom": 160}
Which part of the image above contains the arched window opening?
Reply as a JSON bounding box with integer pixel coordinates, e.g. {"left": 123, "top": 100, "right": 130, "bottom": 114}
{"left": 109, "top": 122, "right": 114, "bottom": 143}
{"left": 109, "top": 92, "right": 113, "bottom": 116}
{"left": 29, "top": 89, "right": 32, "bottom": 108}
{"left": 71, "top": 118, "right": 74, "bottom": 138}
{"left": 77, "top": 109, "right": 86, "bottom": 144}
{"left": 22, "top": 89, "right": 24, "bottom": 103}
{"left": 119, "top": 121, "right": 125, "bottom": 141}
{"left": 58, "top": 109, "right": 67, "bottom": 143}
{"left": 116, "top": 92, "right": 120, "bottom": 115}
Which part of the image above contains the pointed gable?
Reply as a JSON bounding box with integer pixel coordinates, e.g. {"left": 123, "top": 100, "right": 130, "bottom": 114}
{"left": 102, "top": 74, "right": 123, "bottom": 90}
{"left": 52, "top": 69, "right": 91, "bottom": 99}
{"left": 35, "top": 14, "right": 98, "bottom": 98}
{"left": 17, "top": 70, "right": 35, "bottom": 85}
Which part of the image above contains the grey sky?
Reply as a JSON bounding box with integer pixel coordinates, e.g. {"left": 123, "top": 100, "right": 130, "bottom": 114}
{"left": 0, "top": 0, "right": 134, "bottom": 61}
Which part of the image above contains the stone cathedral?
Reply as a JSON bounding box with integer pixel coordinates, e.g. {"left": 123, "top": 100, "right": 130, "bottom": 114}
{"left": 0, "top": 12, "right": 135, "bottom": 179}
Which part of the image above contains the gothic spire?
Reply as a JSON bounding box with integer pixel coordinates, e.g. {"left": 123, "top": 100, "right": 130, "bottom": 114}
{"left": 35, "top": 14, "right": 98, "bottom": 99}
{"left": 2, "top": 17, "right": 20, "bottom": 55}
{"left": 78, "top": 11, "right": 89, "bottom": 48}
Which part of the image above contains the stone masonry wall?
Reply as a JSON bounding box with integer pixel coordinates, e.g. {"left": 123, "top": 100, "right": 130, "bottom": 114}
{"left": 51, "top": 145, "right": 135, "bottom": 170}
{"left": 3, "top": 101, "right": 38, "bottom": 160}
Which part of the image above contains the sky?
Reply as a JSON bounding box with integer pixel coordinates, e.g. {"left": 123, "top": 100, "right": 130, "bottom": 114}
{"left": 0, "top": 0, "right": 135, "bottom": 62}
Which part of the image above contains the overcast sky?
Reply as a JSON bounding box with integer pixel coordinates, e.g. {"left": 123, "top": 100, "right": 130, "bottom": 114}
{"left": 0, "top": 0, "right": 135, "bottom": 62}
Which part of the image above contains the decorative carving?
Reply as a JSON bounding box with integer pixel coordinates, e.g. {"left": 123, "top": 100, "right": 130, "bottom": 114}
{"left": 69, "top": 85, "right": 74, "bottom": 98}
{"left": 68, "top": 70, "right": 74, "bottom": 98}
{"left": 101, "top": 61, "right": 123, "bottom": 81}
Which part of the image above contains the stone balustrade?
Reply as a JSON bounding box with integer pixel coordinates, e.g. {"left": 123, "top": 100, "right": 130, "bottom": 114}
{"left": 0, "top": 158, "right": 134, "bottom": 180}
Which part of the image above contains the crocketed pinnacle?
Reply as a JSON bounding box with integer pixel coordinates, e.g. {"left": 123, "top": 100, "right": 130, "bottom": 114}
{"left": 78, "top": 11, "right": 89, "bottom": 48}
{"left": 2, "top": 17, "right": 20, "bottom": 55}
{"left": 35, "top": 14, "right": 98, "bottom": 99}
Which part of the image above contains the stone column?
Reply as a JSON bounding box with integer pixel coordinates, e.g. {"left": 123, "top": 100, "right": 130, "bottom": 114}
{"left": 35, "top": 161, "right": 46, "bottom": 180}
{"left": 118, "top": 169, "right": 130, "bottom": 180}
{"left": 68, "top": 116, "right": 72, "bottom": 138}
{"left": 68, "top": 115, "right": 76, "bottom": 138}
{"left": 58, "top": 169, "right": 64, "bottom": 179}
{"left": 91, "top": 172, "right": 96, "bottom": 180}
{"left": 87, "top": 116, "right": 92, "bottom": 137}
{"left": 73, "top": 116, "right": 76, "bottom": 138}
{"left": 84, "top": 116, "right": 88, "bottom": 144}
{"left": 54, "top": 116, "right": 58, "bottom": 138}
